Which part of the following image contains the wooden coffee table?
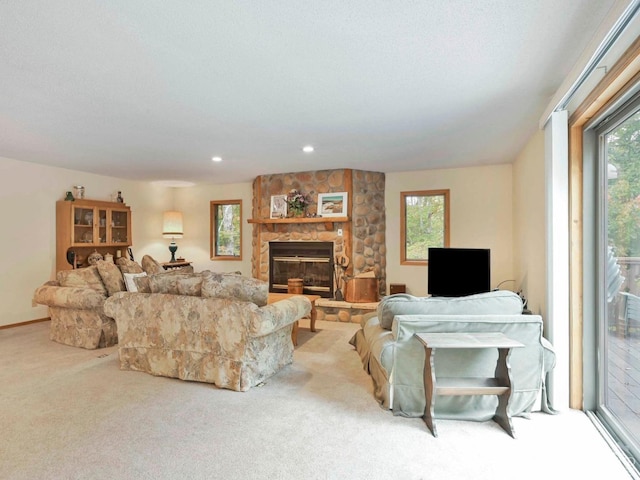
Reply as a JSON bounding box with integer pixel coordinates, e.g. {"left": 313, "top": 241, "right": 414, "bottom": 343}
{"left": 267, "top": 293, "right": 321, "bottom": 346}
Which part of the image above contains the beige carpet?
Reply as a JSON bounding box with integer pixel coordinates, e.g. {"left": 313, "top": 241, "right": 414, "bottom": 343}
{"left": 0, "top": 319, "right": 634, "bottom": 480}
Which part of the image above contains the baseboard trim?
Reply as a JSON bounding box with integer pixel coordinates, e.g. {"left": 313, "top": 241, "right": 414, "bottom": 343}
{"left": 0, "top": 317, "right": 50, "bottom": 330}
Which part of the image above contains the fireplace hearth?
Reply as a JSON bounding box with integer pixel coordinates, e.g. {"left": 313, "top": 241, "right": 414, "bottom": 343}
{"left": 269, "top": 242, "right": 334, "bottom": 298}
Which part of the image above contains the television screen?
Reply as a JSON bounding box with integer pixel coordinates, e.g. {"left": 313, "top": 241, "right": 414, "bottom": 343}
{"left": 427, "top": 247, "right": 491, "bottom": 297}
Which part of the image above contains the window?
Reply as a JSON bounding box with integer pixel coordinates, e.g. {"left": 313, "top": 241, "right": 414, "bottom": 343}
{"left": 593, "top": 92, "right": 640, "bottom": 463}
{"left": 569, "top": 32, "right": 640, "bottom": 469}
{"left": 210, "top": 200, "right": 242, "bottom": 260}
{"left": 400, "top": 190, "right": 450, "bottom": 265}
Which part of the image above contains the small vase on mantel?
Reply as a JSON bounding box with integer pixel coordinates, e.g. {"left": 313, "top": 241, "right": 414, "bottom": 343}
{"left": 289, "top": 208, "right": 305, "bottom": 218}
{"left": 286, "top": 189, "right": 309, "bottom": 219}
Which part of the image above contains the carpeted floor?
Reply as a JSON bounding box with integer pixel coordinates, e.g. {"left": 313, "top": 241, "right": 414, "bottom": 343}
{"left": 0, "top": 319, "right": 634, "bottom": 479}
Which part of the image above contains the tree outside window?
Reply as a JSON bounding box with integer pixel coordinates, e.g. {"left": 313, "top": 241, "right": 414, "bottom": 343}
{"left": 606, "top": 110, "right": 640, "bottom": 258}
{"left": 401, "top": 190, "right": 450, "bottom": 265}
{"left": 210, "top": 200, "right": 242, "bottom": 260}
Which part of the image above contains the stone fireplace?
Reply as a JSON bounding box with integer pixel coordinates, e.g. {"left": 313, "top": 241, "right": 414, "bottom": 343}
{"left": 250, "top": 168, "right": 386, "bottom": 300}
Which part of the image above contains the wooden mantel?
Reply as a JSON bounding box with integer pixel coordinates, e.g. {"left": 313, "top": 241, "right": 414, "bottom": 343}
{"left": 248, "top": 216, "right": 349, "bottom": 232}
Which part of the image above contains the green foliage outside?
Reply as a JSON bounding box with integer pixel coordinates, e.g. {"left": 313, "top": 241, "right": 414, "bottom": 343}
{"left": 405, "top": 194, "right": 445, "bottom": 260}
{"left": 216, "top": 204, "right": 241, "bottom": 256}
{"left": 607, "top": 110, "right": 640, "bottom": 257}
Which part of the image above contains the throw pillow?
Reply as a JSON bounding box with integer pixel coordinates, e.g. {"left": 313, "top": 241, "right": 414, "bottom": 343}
{"left": 133, "top": 275, "right": 151, "bottom": 293}
{"left": 117, "top": 257, "right": 144, "bottom": 274}
{"left": 377, "top": 290, "right": 524, "bottom": 330}
{"left": 130, "top": 270, "right": 188, "bottom": 293}
{"left": 201, "top": 272, "right": 268, "bottom": 306}
{"left": 141, "top": 255, "right": 164, "bottom": 275}
{"left": 57, "top": 266, "right": 108, "bottom": 296}
{"left": 148, "top": 272, "right": 203, "bottom": 296}
{"left": 96, "top": 260, "right": 125, "bottom": 296}
{"left": 123, "top": 272, "right": 148, "bottom": 292}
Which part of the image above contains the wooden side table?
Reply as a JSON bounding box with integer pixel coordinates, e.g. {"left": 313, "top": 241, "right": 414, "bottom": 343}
{"left": 414, "top": 332, "right": 524, "bottom": 438}
{"left": 267, "top": 292, "right": 321, "bottom": 346}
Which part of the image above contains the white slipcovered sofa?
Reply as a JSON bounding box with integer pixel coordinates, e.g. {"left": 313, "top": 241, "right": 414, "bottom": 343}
{"left": 349, "top": 290, "right": 556, "bottom": 420}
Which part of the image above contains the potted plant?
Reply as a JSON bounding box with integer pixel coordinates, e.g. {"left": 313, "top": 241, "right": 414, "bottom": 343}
{"left": 286, "top": 189, "right": 310, "bottom": 217}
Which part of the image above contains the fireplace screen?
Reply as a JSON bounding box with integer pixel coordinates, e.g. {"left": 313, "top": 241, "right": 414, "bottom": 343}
{"left": 269, "top": 242, "right": 334, "bottom": 298}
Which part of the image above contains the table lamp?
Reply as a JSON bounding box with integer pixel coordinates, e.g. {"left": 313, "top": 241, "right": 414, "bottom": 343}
{"left": 162, "top": 211, "right": 183, "bottom": 262}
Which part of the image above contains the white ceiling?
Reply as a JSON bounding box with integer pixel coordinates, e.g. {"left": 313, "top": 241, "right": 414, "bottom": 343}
{"left": 0, "top": 1, "right": 620, "bottom": 185}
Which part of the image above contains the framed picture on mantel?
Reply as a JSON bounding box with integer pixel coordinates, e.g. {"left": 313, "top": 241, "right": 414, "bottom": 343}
{"left": 270, "top": 194, "right": 288, "bottom": 219}
{"left": 317, "top": 192, "right": 348, "bottom": 217}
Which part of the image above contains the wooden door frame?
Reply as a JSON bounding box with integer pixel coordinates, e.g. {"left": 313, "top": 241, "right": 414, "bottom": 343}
{"left": 569, "top": 37, "right": 640, "bottom": 408}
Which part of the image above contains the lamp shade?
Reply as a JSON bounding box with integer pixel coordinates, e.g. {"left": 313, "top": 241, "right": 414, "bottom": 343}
{"left": 162, "top": 211, "right": 184, "bottom": 238}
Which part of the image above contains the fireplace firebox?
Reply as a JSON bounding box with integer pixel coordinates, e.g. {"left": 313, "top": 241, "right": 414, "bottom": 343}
{"left": 269, "top": 242, "right": 334, "bottom": 298}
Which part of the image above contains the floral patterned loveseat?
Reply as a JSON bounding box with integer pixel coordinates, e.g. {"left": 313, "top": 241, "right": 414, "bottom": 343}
{"left": 32, "top": 255, "right": 192, "bottom": 349}
{"left": 103, "top": 273, "right": 311, "bottom": 392}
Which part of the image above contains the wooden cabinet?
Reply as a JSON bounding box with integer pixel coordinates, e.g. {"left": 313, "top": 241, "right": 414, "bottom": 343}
{"left": 56, "top": 199, "right": 132, "bottom": 271}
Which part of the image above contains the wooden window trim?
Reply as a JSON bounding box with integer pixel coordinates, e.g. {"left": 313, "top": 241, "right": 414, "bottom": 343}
{"left": 400, "top": 189, "right": 450, "bottom": 266}
{"left": 569, "top": 36, "right": 640, "bottom": 409}
{"left": 210, "top": 199, "right": 242, "bottom": 261}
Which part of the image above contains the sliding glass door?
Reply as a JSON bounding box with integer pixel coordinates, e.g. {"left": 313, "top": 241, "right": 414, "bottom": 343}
{"left": 597, "top": 95, "right": 640, "bottom": 463}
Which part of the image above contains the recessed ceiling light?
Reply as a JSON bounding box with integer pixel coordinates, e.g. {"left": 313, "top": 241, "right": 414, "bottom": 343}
{"left": 302, "top": 145, "right": 314, "bottom": 153}
{"left": 212, "top": 156, "right": 222, "bottom": 162}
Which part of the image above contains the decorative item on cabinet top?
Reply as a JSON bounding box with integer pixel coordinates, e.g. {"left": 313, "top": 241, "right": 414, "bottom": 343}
{"left": 87, "top": 250, "right": 103, "bottom": 265}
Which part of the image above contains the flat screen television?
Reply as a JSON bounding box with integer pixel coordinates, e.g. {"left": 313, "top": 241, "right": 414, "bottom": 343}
{"left": 427, "top": 247, "right": 491, "bottom": 297}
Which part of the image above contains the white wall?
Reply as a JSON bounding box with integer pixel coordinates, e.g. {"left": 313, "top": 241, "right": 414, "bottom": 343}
{"left": 3, "top": 155, "right": 522, "bottom": 327}
{"left": 173, "top": 182, "right": 253, "bottom": 275}
{"left": 513, "top": 130, "right": 547, "bottom": 316}
{"left": 0, "top": 153, "right": 262, "bottom": 328}
{"left": 385, "top": 164, "right": 514, "bottom": 297}
{"left": 0, "top": 156, "right": 171, "bottom": 327}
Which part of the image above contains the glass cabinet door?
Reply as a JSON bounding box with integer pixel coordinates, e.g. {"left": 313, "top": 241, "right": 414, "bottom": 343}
{"left": 71, "top": 206, "right": 130, "bottom": 246}
{"left": 97, "top": 208, "right": 108, "bottom": 244}
{"left": 72, "top": 206, "right": 95, "bottom": 245}
{"left": 58, "top": 199, "right": 132, "bottom": 272}
{"left": 110, "top": 209, "right": 129, "bottom": 244}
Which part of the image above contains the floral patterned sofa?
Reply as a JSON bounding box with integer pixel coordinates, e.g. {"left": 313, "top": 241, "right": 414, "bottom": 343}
{"left": 103, "top": 273, "right": 311, "bottom": 391}
{"left": 32, "top": 255, "right": 192, "bottom": 349}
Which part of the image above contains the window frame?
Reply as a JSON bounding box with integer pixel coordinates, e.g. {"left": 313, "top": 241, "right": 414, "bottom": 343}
{"left": 400, "top": 189, "right": 450, "bottom": 265}
{"left": 588, "top": 88, "right": 640, "bottom": 463}
{"left": 210, "top": 199, "right": 242, "bottom": 261}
